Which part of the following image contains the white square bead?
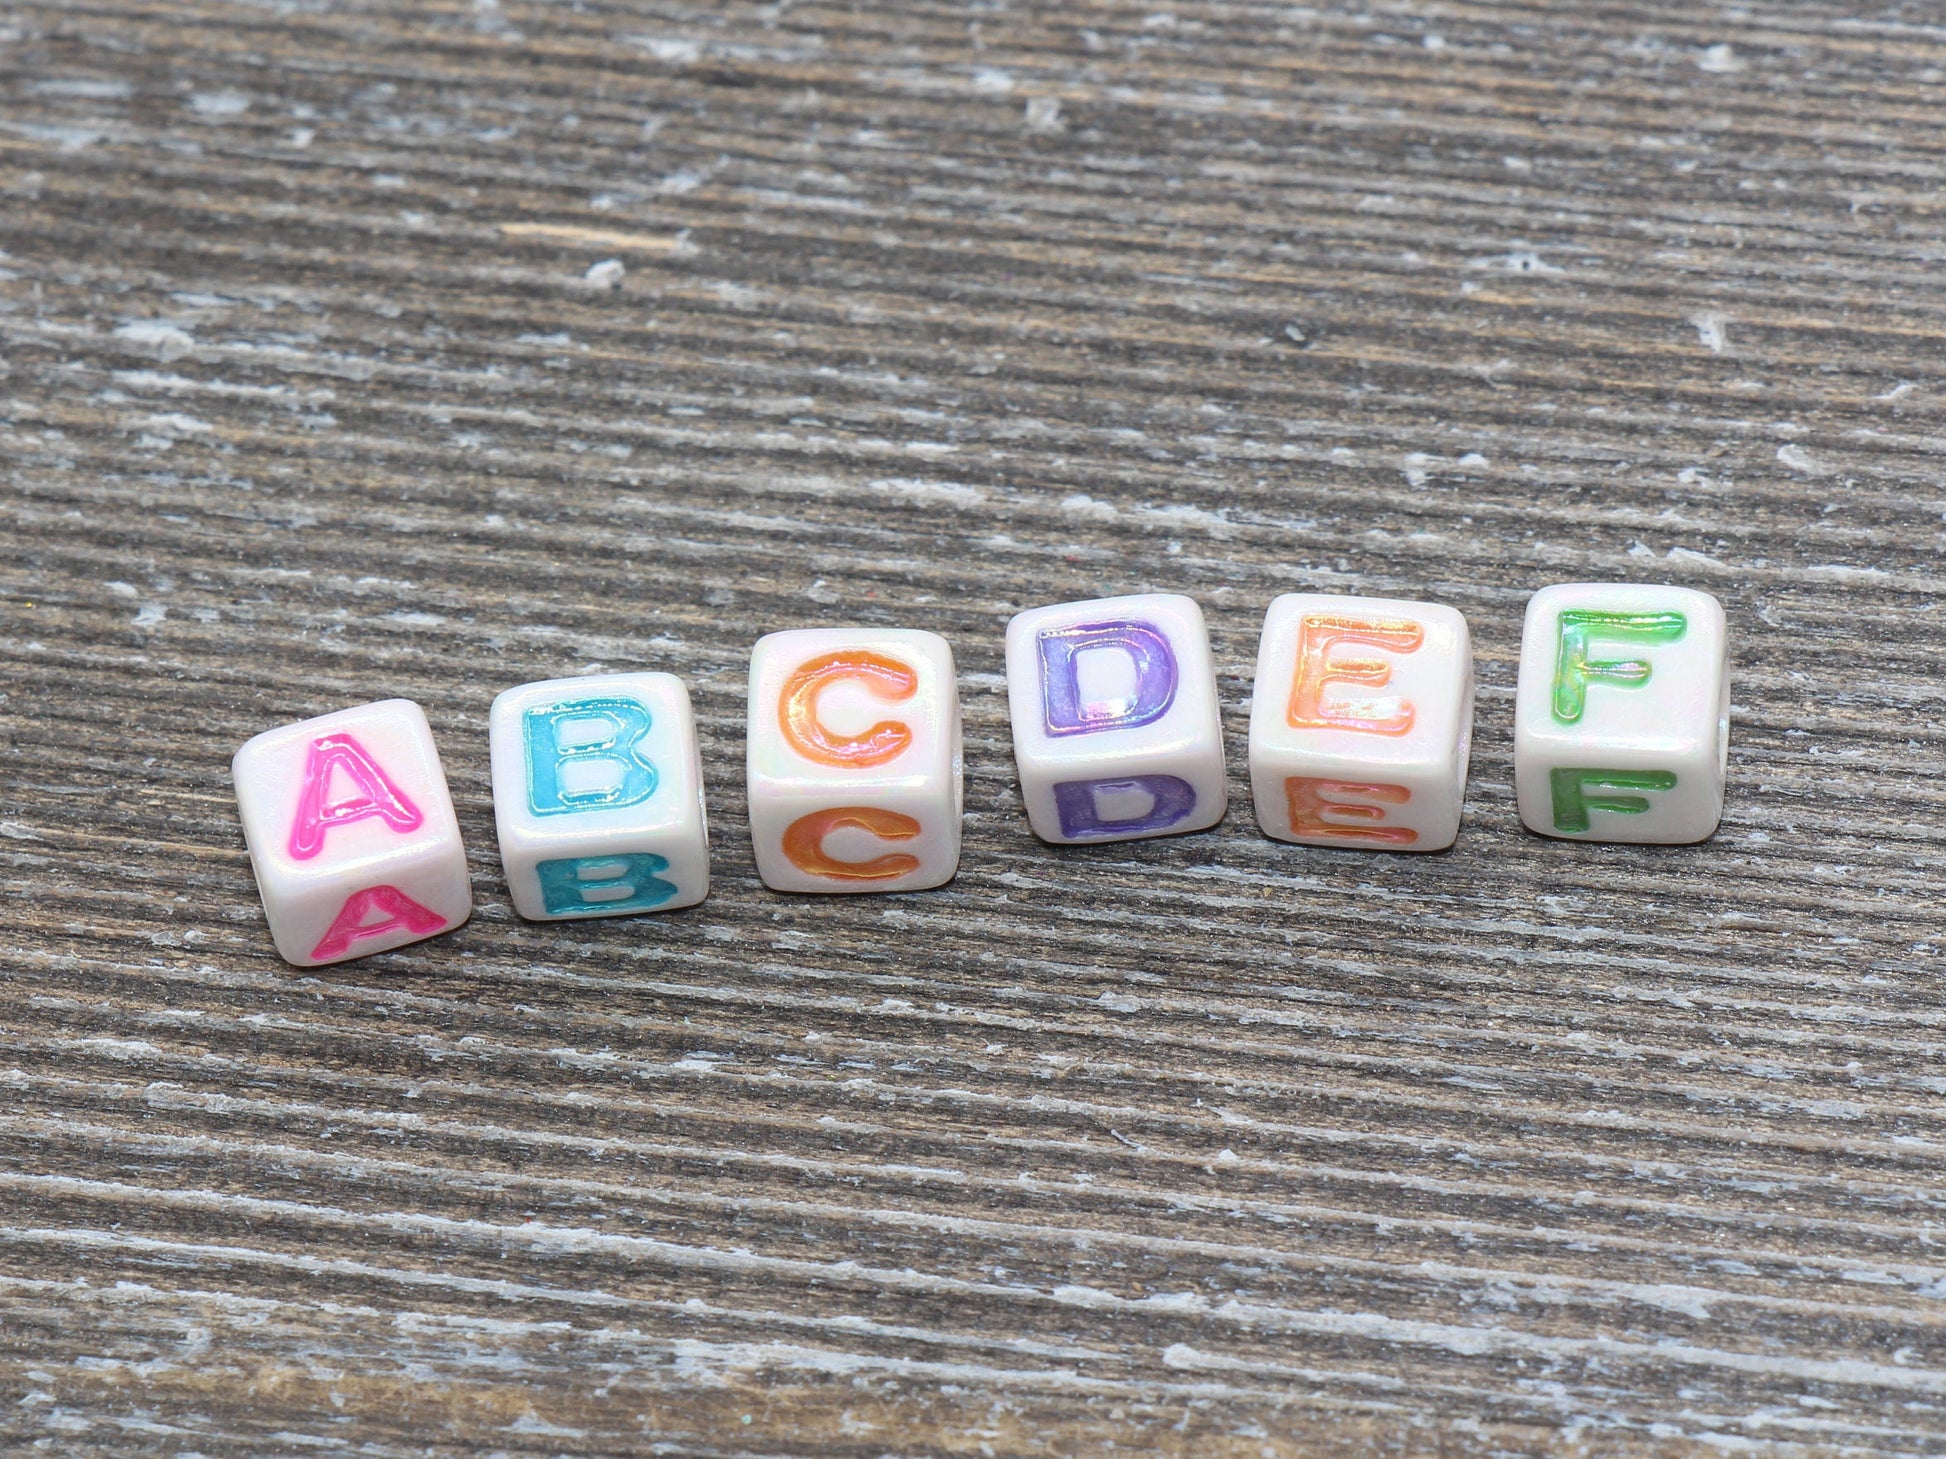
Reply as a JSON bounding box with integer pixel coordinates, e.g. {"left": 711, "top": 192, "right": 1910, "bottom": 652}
{"left": 746, "top": 627, "right": 962, "bottom": 894}
{"left": 1514, "top": 582, "right": 1729, "bottom": 844}
{"left": 231, "top": 699, "right": 471, "bottom": 967}
{"left": 488, "top": 673, "right": 709, "bottom": 920}
{"left": 1003, "top": 593, "right": 1227, "bottom": 844}
{"left": 1247, "top": 593, "right": 1474, "bottom": 852}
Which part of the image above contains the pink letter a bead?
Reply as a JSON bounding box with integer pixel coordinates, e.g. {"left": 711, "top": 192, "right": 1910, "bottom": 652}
{"left": 232, "top": 699, "right": 471, "bottom": 966}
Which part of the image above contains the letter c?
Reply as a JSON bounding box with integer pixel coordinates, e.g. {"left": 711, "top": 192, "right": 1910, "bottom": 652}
{"left": 779, "top": 651, "right": 918, "bottom": 768}
{"left": 781, "top": 807, "right": 922, "bottom": 881}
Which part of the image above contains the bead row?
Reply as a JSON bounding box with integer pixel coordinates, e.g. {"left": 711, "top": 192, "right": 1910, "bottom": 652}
{"left": 230, "top": 581, "right": 1729, "bottom": 965}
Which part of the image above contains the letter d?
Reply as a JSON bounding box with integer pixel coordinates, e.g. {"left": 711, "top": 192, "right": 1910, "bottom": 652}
{"left": 1038, "top": 621, "right": 1178, "bottom": 736}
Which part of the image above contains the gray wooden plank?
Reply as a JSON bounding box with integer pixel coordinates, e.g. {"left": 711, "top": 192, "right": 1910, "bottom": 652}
{"left": 4, "top": 1, "right": 1945, "bottom": 1453}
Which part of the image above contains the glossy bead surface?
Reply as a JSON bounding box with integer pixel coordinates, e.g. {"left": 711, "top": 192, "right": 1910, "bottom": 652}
{"left": 489, "top": 673, "right": 709, "bottom": 920}
{"left": 1513, "top": 582, "right": 1729, "bottom": 844}
{"left": 1004, "top": 592, "right": 1226, "bottom": 845}
{"left": 1248, "top": 593, "right": 1474, "bottom": 851}
{"left": 746, "top": 627, "right": 962, "bottom": 894}
{"left": 231, "top": 698, "right": 471, "bottom": 966}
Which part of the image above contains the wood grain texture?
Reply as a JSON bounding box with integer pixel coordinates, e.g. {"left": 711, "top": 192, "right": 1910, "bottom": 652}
{"left": 4, "top": 1, "right": 1945, "bottom": 1453}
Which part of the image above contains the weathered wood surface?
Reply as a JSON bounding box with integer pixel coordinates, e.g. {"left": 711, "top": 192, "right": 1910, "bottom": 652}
{"left": 4, "top": 1, "right": 1946, "bottom": 1453}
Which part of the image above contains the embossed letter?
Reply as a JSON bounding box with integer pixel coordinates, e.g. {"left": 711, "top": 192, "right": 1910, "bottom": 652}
{"left": 1552, "top": 611, "right": 1688, "bottom": 724}
{"left": 1051, "top": 775, "right": 1198, "bottom": 840}
{"left": 780, "top": 652, "right": 918, "bottom": 768}
{"left": 287, "top": 733, "right": 423, "bottom": 860}
{"left": 1038, "top": 621, "right": 1177, "bottom": 737}
{"left": 536, "top": 853, "right": 679, "bottom": 914}
{"left": 1548, "top": 768, "right": 1679, "bottom": 833}
{"left": 1284, "top": 777, "right": 1419, "bottom": 845}
{"left": 309, "top": 884, "right": 447, "bottom": 961}
{"left": 1287, "top": 615, "right": 1423, "bottom": 736}
{"left": 781, "top": 807, "right": 922, "bottom": 881}
{"left": 525, "top": 697, "right": 658, "bottom": 815}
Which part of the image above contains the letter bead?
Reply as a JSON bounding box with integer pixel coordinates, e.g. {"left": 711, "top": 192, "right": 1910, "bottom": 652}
{"left": 1004, "top": 593, "right": 1226, "bottom": 845}
{"left": 746, "top": 628, "right": 962, "bottom": 894}
{"left": 1513, "top": 583, "right": 1729, "bottom": 844}
{"left": 1248, "top": 594, "right": 1475, "bottom": 851}
{"left": 231, "top": 699, "right": 471, "bottom": 966}
{"left": 489, "top": 673, "right": 709, "bottom": 919}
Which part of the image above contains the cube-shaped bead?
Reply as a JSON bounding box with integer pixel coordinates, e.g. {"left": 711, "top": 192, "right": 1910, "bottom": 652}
{"left": 231, "top": 699, "right": 471, "bottom": 967}
{"left": 489, "top": 673, "right": 709, "bottom": 920}
{"left": 1514, "top": 582, "right": 1729, "bottom": 844}
{"left": 1004, "top": 593, "right": 1227, "bottom": 845}
{"left": 746, "top": 627, "right": 962, "bottom": 894}
{"left": 1248, "top": 593, "right": 1475, "bottom": 852}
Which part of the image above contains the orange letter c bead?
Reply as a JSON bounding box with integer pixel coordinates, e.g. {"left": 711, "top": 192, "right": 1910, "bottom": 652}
{"left": 781, "top": 807, "right": 923, "bottom": 881}
{"left": 779, "top": 651, "right": 918, "bottom": 767}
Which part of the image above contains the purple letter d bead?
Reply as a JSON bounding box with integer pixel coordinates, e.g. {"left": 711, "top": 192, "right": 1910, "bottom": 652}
{"left": 1038, "top": 620, "right": 1178, "bottom": 736}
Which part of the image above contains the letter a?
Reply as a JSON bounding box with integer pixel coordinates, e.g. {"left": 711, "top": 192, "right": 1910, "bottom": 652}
{"left": 288, "top": 733, "right": 424, "bottom": 860}
{"left": 309, "top": 884, "right": 448, "bottom": 961}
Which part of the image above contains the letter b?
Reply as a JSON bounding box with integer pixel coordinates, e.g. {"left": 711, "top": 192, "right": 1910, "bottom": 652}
{"left": 536, "top": 853, "right": 679, "bottom": 915}
{"left": 525, "top": 697, "right": 658, "bottom": 815}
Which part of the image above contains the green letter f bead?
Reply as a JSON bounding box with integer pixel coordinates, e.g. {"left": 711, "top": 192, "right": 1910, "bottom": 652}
{"left": 1550, "top": 768, "right": 1679, "bottom": 834}
{"left": 1552, "top": 610, "right": 1687, "bottom": 723}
